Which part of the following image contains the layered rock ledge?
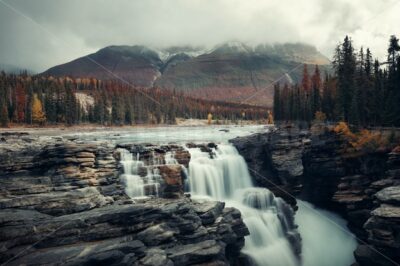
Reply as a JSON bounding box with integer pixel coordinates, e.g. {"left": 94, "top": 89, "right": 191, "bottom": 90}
{"left": 0, "top": 134, "right": 248, "bottom": 266}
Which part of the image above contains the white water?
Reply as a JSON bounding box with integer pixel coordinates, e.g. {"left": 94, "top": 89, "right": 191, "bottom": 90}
{"left": 115, "top": 125, "right": 357, "bottom": 266}
{"left": 187, "top": 144, "right": 299, "bottom": 266}
{"left": 120, "top": 149, "right": 161, "bottom": 198}
{"left": 62, "top": 125, "right": 267, "bottom": 144}
{"left": 165, "top": 151, "right": 179, "bottom": 164}
{"left": 186, "top": 143, "right": 357, "bottom": 266}
{"left": 296, "top": 200, "right": 357, "bottom": 266}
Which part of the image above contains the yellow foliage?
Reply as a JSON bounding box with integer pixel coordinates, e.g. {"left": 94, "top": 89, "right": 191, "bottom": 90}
{"left": 267, "top": 110, "right": 274, "bottom": 124}
{"left": 207, "top": 113, "right": 212, "bottom": 125}
{"left": 32, "top": 94, "right": 46, "bottom": 125}
{"left": 315, "top": 111, "right": 327, "bottom": 122}
{"left": 350, "top": 130, "right": 385, "bottom": 151}
{"left": 333, "top": 122, "right": 356, "bottom": 139}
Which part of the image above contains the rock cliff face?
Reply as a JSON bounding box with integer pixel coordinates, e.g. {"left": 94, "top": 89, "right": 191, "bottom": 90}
{"left": 231, "top": 126, "right": 400, "bottom": 266}
{"left": 230, "top": 127, "right": 309, "bottom": 207}
{"left": 0, "top": 134, "right": 248, "bottom": 266}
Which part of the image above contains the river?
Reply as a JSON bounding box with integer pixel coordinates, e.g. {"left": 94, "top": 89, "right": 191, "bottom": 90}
{"left": 84, "top": 124, "right": 357, "bottom": 266}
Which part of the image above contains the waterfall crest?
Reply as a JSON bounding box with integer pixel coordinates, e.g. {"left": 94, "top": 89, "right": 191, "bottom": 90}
{"left": 119, "top": 149, "right": 161, "bottom": 198}
{"left": 187, "top": 144, "right": 300, "bottom": 266}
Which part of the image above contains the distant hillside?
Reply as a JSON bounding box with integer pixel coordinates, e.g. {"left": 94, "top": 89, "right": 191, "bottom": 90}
{"left": 42, "top": 42, "right": 330, "bottom": 107}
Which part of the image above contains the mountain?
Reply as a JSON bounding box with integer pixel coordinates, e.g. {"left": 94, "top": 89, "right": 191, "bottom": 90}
{"left": 42, "top": 42, "right": 330, "bottom": 107}
{"left": 44, "top": 45, "right": 163, "bottom": 87}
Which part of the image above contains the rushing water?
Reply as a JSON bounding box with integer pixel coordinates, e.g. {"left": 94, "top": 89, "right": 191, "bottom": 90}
{"left": 120, "top": 149, "right": 161, "bottom": 198}
{"left": 187, "top": 144, "right": 299, "bottom": 266}
{"left": 118, "top": 126, "right": 357, "bottom": 266}
{"left": 295, "top": 200, "right": 357, "bottom": 266}
{"left": 63, "top": 125, "right": 267, "bottom": 144}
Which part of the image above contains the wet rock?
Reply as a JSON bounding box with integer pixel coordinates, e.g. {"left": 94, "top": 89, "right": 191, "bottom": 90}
{"left": 167, "top": 240, "right": 225, "bottom": 265}
{"left": 231, "top": 125, "right": 400, "bottom": 266}
{"left": 137, "top": 223, "right": 176, "bottom": 246}
{"left": 370, "top": 204, "right": 400, "bottom": 219}
{"left": 0, "top": 133, "right": 305, "bottom": 265}
{"left": 193, "top": 201, "right": 225, "bottom": 225}
{"left": 140, "top": 248, "right": 173, "bottom": 266}
{"left": 230, "top": 127, "right": 308, "bottom": 206}
{"left": 0, "top": 187, "right": 113, "bottom": 215}
{"left": 375, "top": 186, "right": 400, "bottom": 204}
{"left": 353, "top": 245, "right": 391, "bottom": 266}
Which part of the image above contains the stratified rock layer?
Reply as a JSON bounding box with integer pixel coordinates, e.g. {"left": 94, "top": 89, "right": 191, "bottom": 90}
{"left": 0, "top": 134, "right": 248, "bottom": 266}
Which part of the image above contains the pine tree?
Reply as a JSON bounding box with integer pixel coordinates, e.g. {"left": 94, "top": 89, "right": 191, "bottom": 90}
{"left": 334, "top": 36, "right": 356, "bottom": 121}
{"left": 0, "top": 87, "right": 8, "bottom": 127}
{"left": 281, "top": 83, "right": 290, "bottom": 120}
{"left": 65, "top": 85, "right": 77, "bottom": 125}
{"left": 385, "top": 35, "right": 400, "bottom": 125}
{"left": 321, "top": 74, "right": 336, "bottom": 121}
{"left": 111, "top": 95, "right": 124, "bottom": 125}
{"left": 311, "top": 65, "right": 322, "bottom": 118}
{"left": 288, "top": 84, "right": 299, "bottom": 121}
{"left": 44, "top": 86, "right": 57, "bottom": 123}
{"left": 388, "top": 35, "right": 400, "bottom": 67}
{"left": 15, "top": 84, "right": 26, "bottom": 123}
{"left": 25, "top": 87, "right": 33, "bottom": 125}
{"left": 301, "top": 64, "right": 310, "bottom": 94}
{"left": 273, "top": 84, "right": 281, "bottom": 121}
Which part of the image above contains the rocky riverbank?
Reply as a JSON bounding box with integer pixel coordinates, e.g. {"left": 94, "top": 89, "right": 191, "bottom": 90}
{"left": 231, "top": 125, "right": 400, "bottom": 266}
{"left": 0, "top": 133, "right": 249, "bottom": 266}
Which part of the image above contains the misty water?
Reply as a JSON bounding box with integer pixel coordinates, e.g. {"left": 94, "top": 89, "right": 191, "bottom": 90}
{"left": 116, "top": 125, "right": 357, "bottom": 266}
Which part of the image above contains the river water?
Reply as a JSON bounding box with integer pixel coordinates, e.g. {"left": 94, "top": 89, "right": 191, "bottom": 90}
{"left": 99, "top": 125, "right": 356, "bottom": 266}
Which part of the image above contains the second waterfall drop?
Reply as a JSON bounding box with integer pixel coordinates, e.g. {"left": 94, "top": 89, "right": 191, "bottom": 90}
{"left": 187, "top": 144, "right": 300, "bottom": 266}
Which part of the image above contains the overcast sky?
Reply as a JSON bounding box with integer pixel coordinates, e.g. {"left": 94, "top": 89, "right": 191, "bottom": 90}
{"left": 1, "top": 0, "right": 399, "bottom": 73}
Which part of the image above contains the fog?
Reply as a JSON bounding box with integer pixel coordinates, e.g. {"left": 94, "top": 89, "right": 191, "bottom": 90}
{"left": 0, "top": 0, "right": 399, "bottom": 72}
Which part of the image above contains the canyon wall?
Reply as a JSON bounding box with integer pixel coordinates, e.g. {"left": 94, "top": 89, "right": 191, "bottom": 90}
{"left": 231, "top": 126, "right": 400, "bottom": 266}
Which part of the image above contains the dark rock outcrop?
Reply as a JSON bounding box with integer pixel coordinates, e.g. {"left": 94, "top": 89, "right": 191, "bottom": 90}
{"left": 0, "top": 135, "right": 249, "bottom": 266}
{"left": 231, "top": 126, "right": 400, "bottom": 266}
{"left": 231, "top": 126, "right": 310, "bottom": 207}
{"left": 1, "top": 199, "right": 248, "bottom": 266}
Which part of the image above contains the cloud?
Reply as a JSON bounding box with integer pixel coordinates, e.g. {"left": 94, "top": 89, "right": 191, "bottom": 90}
{"left": 0, "top": 0, "right": 399, "bottom": 72}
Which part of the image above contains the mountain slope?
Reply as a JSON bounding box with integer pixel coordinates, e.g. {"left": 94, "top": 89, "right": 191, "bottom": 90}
{"left": 44, "top": 45, "right": 163, "bottom": 87}
{"left": 42, "top": 43, "right": 330, "bottom": 107}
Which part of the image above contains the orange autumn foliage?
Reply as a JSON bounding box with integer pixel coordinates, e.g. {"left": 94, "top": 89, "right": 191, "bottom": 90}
{"left": 333, "top": 122, "right": 356, "bottom": 139}
{"left": 333, "top": 122, "right": 386, "bottom": 152}
{"left": 315, "top": 111, "right": 327, "bottom": 122}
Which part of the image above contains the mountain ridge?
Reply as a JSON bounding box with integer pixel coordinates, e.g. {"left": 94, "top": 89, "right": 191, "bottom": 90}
{"left": 42, "top": 42, "right": 330, "bottom": 107}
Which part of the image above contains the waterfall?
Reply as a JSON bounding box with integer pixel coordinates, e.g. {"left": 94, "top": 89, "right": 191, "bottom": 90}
{"left": 165, "top": 151, "right": 179, "bottom": 164}
{"left": 295, "top": 200, "right": 357, "bottom": 266}
{"left": 119, "top": 149, "right": 161, "bottom": 198}
{"left": 187, "top": 144, "right": 299, "bottom": 266}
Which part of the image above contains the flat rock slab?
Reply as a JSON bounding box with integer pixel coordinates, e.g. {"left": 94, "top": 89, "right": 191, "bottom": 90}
{"left": 371, "top": 204, "right": 400, "bottom": 218}
{"left": 167, "top": 240, "right": 224, "bottom": 265}
{"left": 375, "top": 186, "right": 400, "bottom": 204}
